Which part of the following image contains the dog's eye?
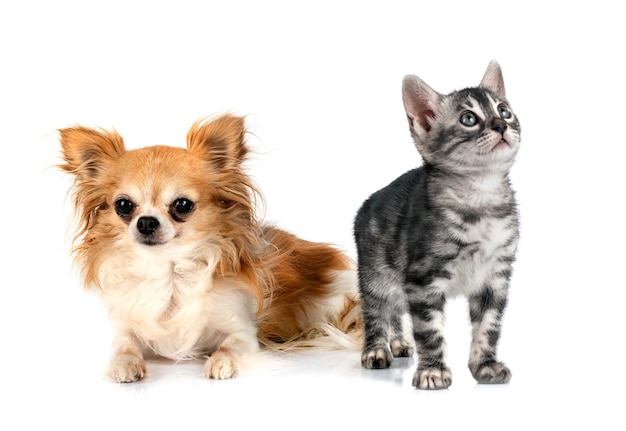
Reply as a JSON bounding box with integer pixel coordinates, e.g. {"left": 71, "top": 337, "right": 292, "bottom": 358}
{"left": 173, "top": 198, "right": 194, "bottom": 215}
{"left": 219, "top": 199, "right": 234, "bottom": 208}
{"left": 115, "top": 198, "right": 135, "bottom": 217}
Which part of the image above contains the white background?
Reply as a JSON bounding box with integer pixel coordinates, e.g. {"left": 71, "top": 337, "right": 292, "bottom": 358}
{"left": 1, "top": 1, "right": 624, "bottom": 429}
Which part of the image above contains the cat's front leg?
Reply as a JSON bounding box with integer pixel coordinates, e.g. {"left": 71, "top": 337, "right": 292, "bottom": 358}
{"left": 467, "top": 286, "right": 511, "bottom": 384}
{"left": 108, "top": 333, "right": 147, "bottom": 383}
{"left": 407, "top": 290, "right": 452, "bottom": 389}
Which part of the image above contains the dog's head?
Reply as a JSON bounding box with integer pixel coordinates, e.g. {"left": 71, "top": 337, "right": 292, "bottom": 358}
{"left": 59, "top": 114, "right": 262, "bottom": 286}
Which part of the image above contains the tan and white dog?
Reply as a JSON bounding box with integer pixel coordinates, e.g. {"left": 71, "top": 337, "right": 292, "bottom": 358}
{"left": 59, "top": 114, "right": 361, "bottom": 382}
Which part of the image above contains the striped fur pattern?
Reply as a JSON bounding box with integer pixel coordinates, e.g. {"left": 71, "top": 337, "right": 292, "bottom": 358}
{"left": 58, "top": 114, "right": 361, "bottom": 382}
{"left": 354, "top": 61, "right": 520, "bottom": 389}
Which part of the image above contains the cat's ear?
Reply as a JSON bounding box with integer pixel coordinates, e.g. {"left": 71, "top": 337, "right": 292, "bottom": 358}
{"left": 480, "top": 60, "right": 506, "bottom": 98}
{"left": 402, "top": 75, "right": 441, "bottom": 135}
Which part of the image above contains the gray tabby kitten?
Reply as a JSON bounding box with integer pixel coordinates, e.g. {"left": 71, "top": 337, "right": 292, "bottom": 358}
{"left": 354, "top": 61, "right": 520, "bottom": 389}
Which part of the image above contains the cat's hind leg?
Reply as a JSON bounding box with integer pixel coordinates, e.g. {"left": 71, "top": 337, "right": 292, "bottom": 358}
{"left": 359, "top": 271, "right": 408, "bottom": 369}
{"left": 467, "top": 285, "right": 511, "bottom": 384}
{"left": 390, "top": 312, "right": 414, "bottom": 358}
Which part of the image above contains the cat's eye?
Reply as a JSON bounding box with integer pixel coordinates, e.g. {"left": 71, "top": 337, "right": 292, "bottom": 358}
{"left": 498, "top": 104, "right": 512, "bottom": 119}
{"left": 115, "top": 198, "right": 135, "bottom": 218}
{"left": 172, "top": 198, "right": 195, "bottom": 215}
{"left": 459, "top": 111, "right": 478, "bottom": 127}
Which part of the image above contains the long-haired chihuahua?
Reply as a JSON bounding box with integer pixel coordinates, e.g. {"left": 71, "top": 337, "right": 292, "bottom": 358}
{"left": 59, "top": 114, "right": 361, "bottom": 382}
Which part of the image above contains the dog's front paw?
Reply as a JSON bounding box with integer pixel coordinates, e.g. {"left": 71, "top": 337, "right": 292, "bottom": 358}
{"left": 204, "top": 350, "right": 238, "bottom": 380}
{"left": 412, "top": 366, "right": 452, "bottom": 390}
{"left": 109, "top": 354, "right": 147, "bottom": 383}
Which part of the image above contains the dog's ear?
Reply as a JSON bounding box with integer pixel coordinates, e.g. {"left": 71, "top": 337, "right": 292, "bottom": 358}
{"left": 186, "top": 114, "right": 248, "bottom": 170}
{"left": 58, "top": 126, "right": 126, "bottom": 182}
{"left": 58, "top": 126, "right": 126, "bottom": 228}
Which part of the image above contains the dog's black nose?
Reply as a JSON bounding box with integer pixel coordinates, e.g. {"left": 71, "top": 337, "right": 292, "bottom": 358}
{"left": 137, "top": 216, "right": 160, "bottom": 236}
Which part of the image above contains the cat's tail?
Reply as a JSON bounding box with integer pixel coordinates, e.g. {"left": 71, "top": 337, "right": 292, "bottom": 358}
{"left": 257, "top": 227, "right": 363, "bottom": 351}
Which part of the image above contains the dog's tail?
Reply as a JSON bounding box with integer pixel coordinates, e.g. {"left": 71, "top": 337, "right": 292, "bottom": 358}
{"left": 257, "top": 227, "right": 363, "bottom": 351}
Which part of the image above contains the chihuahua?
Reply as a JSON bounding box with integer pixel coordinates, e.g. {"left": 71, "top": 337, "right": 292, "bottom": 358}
{"left": 59, "top": 114, "right": 361, "bottom": 382}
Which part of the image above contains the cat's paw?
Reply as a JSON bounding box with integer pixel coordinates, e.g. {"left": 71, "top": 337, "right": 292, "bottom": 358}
{"left": 390, "top": 338, "right": 414, "bottom": 358}
{"left": 108, "top": 354, "right": 147, "bottom": 383}
{"left": 361, "top": 346, "right": 393, "bottom": 369}
{"left": 470, "top": 361, "right": 511, "bottom": 384}
{"left": 412, "top": 366, "right": 452, "bottom": 390}
{"left": 204, "top": 351, "right": 239, "bottom": 380}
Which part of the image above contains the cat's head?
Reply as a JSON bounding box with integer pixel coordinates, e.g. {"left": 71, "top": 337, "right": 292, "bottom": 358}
{"left": 402, "top": 61, "right": 520, "bottom": 174}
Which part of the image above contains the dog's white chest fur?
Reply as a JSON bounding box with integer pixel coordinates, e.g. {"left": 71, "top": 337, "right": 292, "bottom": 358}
{"left": 98, "top": 247, "right": 258, "bottom": 360}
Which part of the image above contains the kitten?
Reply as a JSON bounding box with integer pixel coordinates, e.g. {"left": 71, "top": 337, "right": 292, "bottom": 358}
{"left": 354, "top": 61, "right": 520, "bottom": 389}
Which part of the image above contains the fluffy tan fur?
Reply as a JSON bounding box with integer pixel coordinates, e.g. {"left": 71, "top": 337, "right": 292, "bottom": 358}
{"left": 59, "top": 114, "right": 361, "bottom": 382}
